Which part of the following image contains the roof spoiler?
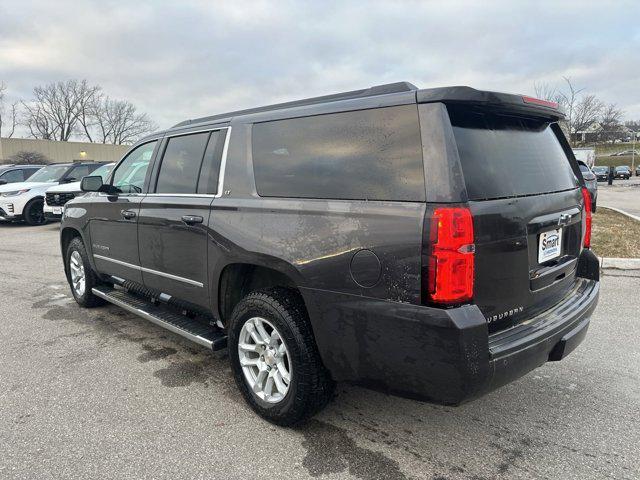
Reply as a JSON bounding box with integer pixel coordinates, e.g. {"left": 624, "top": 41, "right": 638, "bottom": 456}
{"left": 417, "top": 86, "right": 565, "bottom": 120}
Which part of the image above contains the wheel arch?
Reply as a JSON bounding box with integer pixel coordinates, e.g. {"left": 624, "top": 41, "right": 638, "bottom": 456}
{"left": 60, "top": 226, "right": 97, "bottom": 279}
{"left": 217, "top": 262, "right": 302, "bottom": 326}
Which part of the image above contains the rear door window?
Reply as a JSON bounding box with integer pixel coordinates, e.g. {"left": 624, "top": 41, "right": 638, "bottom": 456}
{"left": 448, "top": 106, "right": 578, "bottom": 201}
{"left": 197, "top": 130, "right": 226, "bottom": 194}
{"left": 252, "top": 105, "right": 424, "bottom": 201}
{"left": 65, "top": 165, "right": 91, "bottom": 182}
{"left": 155, "top": 132, "right": 209, "bottom": 194}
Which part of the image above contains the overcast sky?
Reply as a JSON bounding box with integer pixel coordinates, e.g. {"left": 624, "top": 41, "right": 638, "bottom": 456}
{"left": 1, "top": 0, "right": 639, "bottom": 132}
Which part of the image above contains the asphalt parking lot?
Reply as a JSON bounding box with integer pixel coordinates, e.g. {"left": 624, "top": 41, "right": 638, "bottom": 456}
{"left": 1, "top": 223, "right": 639, "bottom": 480}
{"left": 598, "top": 176, "right": 640, "bottom": 218}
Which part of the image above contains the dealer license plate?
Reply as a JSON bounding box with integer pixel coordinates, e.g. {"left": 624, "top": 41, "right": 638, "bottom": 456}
{"left": 53, "top": 207, "right": 63, "bottom": 215}
{"left": 538, "top": 228, "right": 562, "bottom": 263}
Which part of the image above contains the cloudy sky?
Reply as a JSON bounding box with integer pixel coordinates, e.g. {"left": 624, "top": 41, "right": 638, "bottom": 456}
{"left": 1, "top": 0, "right": 639, "bottom": 133}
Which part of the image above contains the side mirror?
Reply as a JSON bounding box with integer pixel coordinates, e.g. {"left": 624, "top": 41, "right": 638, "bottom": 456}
{"left": 81, "top": 175, "right": 104, "bottom": 192}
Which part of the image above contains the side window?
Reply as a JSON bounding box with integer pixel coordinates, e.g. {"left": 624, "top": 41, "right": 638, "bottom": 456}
{"left": 1, "top": 169, "right": 24, "bottom": 183}
{"left": 66, "top": 165, "right": 90, "bottom": 182}
{"left": 197, "top": 130, "right": 226, "bottom": 194}
{"left": 252, "top": 105, "right": 425, "bottom": 201}
{"left": 24, "top": 168, "right": 39, "bottom": 180}
{"left": 155, "top": 132, "right": 209, "bottom": 194}
{"left": 112, "top": 141, "right": 157, "bottom": 194}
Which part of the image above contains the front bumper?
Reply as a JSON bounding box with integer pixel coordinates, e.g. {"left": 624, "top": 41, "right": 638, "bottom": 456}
{"left": 303, "top": 251, "right": 600, "bottom": 405}
{"left": 0, "top": 203, "right": 17, "bottom": 220}
{"left": 43, "top": 204, "right": 63, "bottom": 220}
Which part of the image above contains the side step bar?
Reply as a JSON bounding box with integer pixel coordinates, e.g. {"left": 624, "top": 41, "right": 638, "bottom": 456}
{"left": 92, "top": 286, "right": 227, "bottom": 351}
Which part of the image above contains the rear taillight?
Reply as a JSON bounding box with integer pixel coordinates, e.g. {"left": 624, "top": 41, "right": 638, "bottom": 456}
{"left": 581, "top": 187, "right": 592, "bottom": 248}
{"left": 426, "top": 207, "right": 475, "bottom": 304}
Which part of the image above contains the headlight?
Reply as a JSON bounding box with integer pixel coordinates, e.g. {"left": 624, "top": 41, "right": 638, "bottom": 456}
{"left": 0, "top": 189, "right": 30, "bottom": 197}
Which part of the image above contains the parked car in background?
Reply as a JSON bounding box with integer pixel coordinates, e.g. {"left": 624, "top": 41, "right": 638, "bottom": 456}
{"left": 44, "top": 163, "right": 115, "bottom": 220}
{"left": 578, "top": 161, "right": 598, "bottom": 212}
{"left": 0, "top": 162, "right": 103, "bottom": 225}
{"left": 635, "top": 165, "right": 640, "bottom": 176}
{"left": 609, "top": 150, "right": 639, "bottom": 156}
{"left": 0, "top": 164, "right": 45, "bottom": 185}
{"left": 614, "top": 166, "right": 631, "bottom": 179}
{"left": 60, "top": 83, "right": 599, "bottom": 426}
{"left": 592, "top": 166, "right": 609, "bottom": 182}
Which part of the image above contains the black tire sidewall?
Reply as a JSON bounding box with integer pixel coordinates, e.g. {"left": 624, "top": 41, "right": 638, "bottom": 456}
{"left": 24, "top": 198, "right": 46, "bottom": 225}
{"left": 65, "top": 237, "right": 100, "bottom": 307}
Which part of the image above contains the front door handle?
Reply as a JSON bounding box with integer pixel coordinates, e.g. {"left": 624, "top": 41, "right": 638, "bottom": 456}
{"left": 121, "top": 209, "right": 137, "bottom": 220}
{"left": 181, "top": 215, "right": 203, "bottom": 225}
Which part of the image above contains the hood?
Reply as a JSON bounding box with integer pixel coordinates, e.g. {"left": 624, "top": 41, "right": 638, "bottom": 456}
{"left": 0, "top": 181, "right": 57, "bottom": 193}
{"left": 45, "top": 181, "right": 82, "bottom": 194}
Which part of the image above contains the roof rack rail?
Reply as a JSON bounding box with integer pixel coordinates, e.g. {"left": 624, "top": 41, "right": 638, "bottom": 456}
{"left": 172, "top": 81, "right": 418, "bottom": 128}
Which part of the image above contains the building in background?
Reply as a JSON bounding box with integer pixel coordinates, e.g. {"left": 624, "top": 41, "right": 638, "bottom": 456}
{"left": 0, "top": 137, "right": 129, "bottom": 164}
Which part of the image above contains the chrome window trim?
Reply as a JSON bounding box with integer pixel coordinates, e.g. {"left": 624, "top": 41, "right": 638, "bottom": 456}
{"left": 165, "top": 125, "right": 229, "bottom": 138}
{"left": 215, "top": 126, "right": 232, "bottom": 198}
{"left": 93, "top": 254, "right": 204, "bottom": 288}
{"left": 144, "top": 193, "right": 215, "bottom": 198}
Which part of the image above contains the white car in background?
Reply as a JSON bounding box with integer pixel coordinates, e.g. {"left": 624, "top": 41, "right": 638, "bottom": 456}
{"left": 0, "top": 162, "right": 103, "bottom": 225}
{"left": 44, "top": 162, "right": 115, "bottom": 221}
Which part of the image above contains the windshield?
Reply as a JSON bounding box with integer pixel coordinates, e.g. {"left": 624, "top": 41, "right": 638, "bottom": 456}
{"left": 449, "top": 106, "right": 578, "bottom": 200}
{"left": 27, "top": 165, "right": 69, "bottom": 183}
{"left": 616, "top": 166, "right": 628, "bottom": 171}
{"left": 91, "top": 164, "right": 115, "bottom": 181}
{"left": 593, "top": 167, "right": 606, "bottom": 173}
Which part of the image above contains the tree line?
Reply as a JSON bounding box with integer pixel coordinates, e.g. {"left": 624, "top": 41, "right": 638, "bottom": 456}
{"left": 0, "top": 79, "right": 156, "bottom": 145}
{"left": 534, "top": 77, "right": 635, "bottom": 145}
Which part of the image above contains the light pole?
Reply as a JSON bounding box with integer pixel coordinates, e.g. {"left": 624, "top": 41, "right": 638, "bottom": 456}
{"left": 632, "top": 133, "right": 636, "bottom": 176}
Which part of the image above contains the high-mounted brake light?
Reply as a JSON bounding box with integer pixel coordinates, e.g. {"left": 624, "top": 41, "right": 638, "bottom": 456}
{"left": 581, "top": 187, "right": 592, "bottom": 248}
{"left": 427, "top": 207, "right": 475, "bottom": 304}
{"left": 522, "top": 95, "right": 559, "bottom": 109}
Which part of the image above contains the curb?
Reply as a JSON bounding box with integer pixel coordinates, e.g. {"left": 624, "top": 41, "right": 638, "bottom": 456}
{"left": 599, "top": 205, "right": 640, "bottom": 223}
{"left": 599, "top": 257, "right": 640, "bottom": 270}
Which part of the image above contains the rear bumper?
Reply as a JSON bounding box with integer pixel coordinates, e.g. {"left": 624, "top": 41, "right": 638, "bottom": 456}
{"left": 484, "top": 278, "right": 597, "bottom": 395}
{"left": 303, "top": 257, "right": 599, "bottom": 405}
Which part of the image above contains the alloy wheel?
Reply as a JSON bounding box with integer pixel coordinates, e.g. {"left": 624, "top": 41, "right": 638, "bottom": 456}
{"left": 238, "top": 317, "right": 292, "bottom": 404}
{"left": 69, "top": 250, "right": 86, "bottom": 297}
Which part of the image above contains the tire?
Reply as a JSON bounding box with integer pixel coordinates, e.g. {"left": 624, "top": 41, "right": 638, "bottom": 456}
{"left": 228, "top": 287, "right": 334, "bottom": 426}
{"left": 23, "top": 198, "right": 46, "bottom": 226}
{"left": 65, "top": 237, "right": 105, "bottom": 308}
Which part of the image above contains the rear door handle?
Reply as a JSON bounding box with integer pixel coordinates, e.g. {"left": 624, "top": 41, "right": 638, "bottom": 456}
{"left": 181, "top": 215, "right": 203, "bottom": 225}
{"left": 121, "top": 209, "right": 137, "bottom": 220}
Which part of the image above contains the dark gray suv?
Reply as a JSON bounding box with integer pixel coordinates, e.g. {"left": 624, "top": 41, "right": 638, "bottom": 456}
{"left": 60, "top": 83, "right": 599, "bottom": 425}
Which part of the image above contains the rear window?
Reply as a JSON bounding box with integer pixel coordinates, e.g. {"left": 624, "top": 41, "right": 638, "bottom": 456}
{"left": 156, "top": 132, "right": 210, "bottom": 194}
{"left": 448, "top": 106, "right": 578, "bottom": 201}
{"left": 252, "top": 105, "right": 424, "bottom": 201}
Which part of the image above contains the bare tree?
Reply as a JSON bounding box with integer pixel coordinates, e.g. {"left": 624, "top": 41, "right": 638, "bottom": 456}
{"left": 571, "top": 94, "right": 604, "bottom": 139}
{"left": 0, "top": 82, "right": 19, "bottom": 138}
{"left": 8, "top": 150, "right": 51, "bottom": 164}
{"left": 93, "top": 97, "right": 156, "bottom": 144}
{"left": 534, "top": 82, "right": 560, "bottom": 102}
{"left": 21, "top": 102, "right": 58, "bottom": 139}
{"left": 556, "top": 77, "right": 585, "bottom": 145}
{"left": 598, "top": 103, "right": 624, "bottom": 142}
{"left": 21, "top": 79, "right": 101, "bottom": 141}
